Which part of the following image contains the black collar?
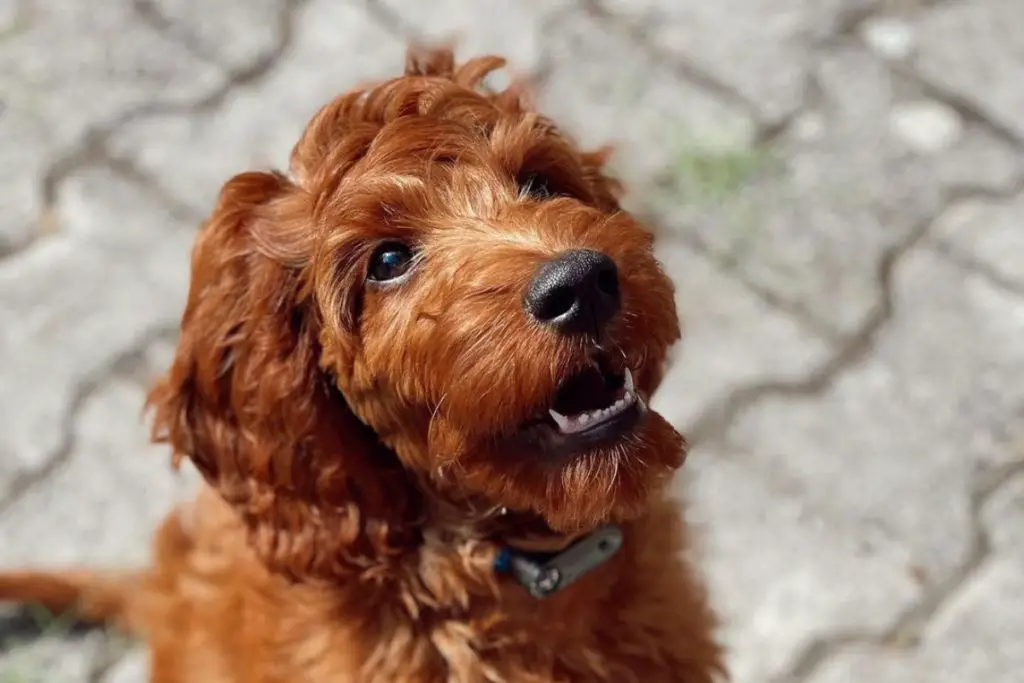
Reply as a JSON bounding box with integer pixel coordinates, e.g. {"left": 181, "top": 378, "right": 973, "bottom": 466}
{"left": 492, "top": 524, "right": 623, "bottom": 599}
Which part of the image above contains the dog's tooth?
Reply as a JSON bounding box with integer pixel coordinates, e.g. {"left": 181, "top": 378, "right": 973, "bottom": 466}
{"left": 624, "top": 391, "right": 634, "bottom": 404}
{"left": 624, "top": 368, "right": 635, "bottom": 392}
{"left": 548, "top": 409, "right": 572, "bottom": 433}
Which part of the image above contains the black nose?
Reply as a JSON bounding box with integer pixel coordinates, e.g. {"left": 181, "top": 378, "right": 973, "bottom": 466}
{"left": 524, "top": 249, "right": 621, "bottom": 335}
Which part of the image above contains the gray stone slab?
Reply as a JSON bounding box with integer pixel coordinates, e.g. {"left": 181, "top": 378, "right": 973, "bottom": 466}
{"left": 592, "top": 0, "right": 874, "bottom": 124}
{"left": 376, "top": 0, "right": 572, "bottom": 77}
{"left": 139, "top": 0, "right": 288, "bottom": 70}
{"left": 806, "top": 556, "right": 1024, "bottom": 683}
{"left": 651, "top": 239, "right": 833, "bottom": 431}
{"left": 0, "top": 374, "right": 198, "bottom": 569}
{"left": 536, "top": 11, "right": 756, "bottom": 188}
{"left": 675, "top": 454, "right": 921, "bottom": 683}
{"left": 694, "top": 242, "right": 1024, "bottom": 680}
{"left": 913, "top": 0, "right": 1024, "bottom": 141}
{"left": 110, "top": 0, "right": 409, "bottom": 213}
{"left": 0, "top": 0, "right": 222, "bottom": 252}
{"left": 0, "top": 0, "right": 221, "bottom": 136}
{"left": 729, "top": 243, "right": 1024, "bottom": 574}
{"left": 646, "top": 46, "right": 1023, "bottom": 337}
{"left": 0, "top": 169, "right": 193, "bottom": 494}
{"left": 931, "top": 191, "right": 1024, "bottom": 291}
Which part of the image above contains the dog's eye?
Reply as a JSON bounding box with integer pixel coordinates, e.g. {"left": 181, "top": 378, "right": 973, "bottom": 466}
{"left": 368, "top": 241, "right": 415, "bottom": 283}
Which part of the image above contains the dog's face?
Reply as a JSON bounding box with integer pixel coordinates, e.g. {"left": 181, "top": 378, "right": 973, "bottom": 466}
{"left": 305, "top": 55, "right": 683, "bottom": 533}
{"left": 149, "top": 49, "right": 684, "bottom": 576}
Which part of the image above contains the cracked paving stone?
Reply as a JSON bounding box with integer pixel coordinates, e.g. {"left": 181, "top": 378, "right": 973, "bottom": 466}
{"left": 0, "top": 168, "right": 194, "bottom": 494}
{"left": 805, "top": 556, "right": 1024, "bottom": 683}
{"left": 536, "top": 11, "right": 755, "bottom": 188}
{"left": 0, "top": 630, "right": 111, "bottom": 683}
{"left": 110, "top": 0, "right": 409, "bottom": 213}
{"left": 650, "top": 238, "right": 832, "bottom": 431}
{"left": 374, "top": 0, "right": 572, "bottom": 79}
{"left": 676, "top": 454, "right": 921, "bottom": 683}
{"left": 591, "top": 0, "right": 874, "bottom": 125}
{"left": 647, "top": 46, "right": 1023, "bottom": 337}
{"left": 931, "top": 191, "right": 1024, "bottom": 292}
{"left": 912, "top": 0, "right": 1024, "bottom": 142}
{"left": 137, "top": 0, "right": 287, "bottom": 70}
{"left": 0, "top": 0, "right": 222, "bottom": 251}
{"left": 699, "top": 244, "right": 1024, "bottom": 680}
{"left": 0, "top": 374, "right": 199, "bottom": 569}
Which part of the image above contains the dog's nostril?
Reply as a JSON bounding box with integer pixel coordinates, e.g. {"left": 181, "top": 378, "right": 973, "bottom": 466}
{"left": 524, "top": 249, "right": 621, "bottom": 336}
{"left": 537, "top": 285, "right": 577, "bottom": 321}
{"left": 596, "top": 266, "right": 619, "bottom": 300}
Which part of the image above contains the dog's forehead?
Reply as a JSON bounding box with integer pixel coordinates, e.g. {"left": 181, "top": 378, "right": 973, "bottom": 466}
{"left": 294, "top": 67, "right": 583, "bottom": 191}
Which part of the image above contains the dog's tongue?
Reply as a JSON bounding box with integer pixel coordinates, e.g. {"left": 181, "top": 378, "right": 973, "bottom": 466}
{"left": 552, "top": 366, "right": 617, "bottom": 415}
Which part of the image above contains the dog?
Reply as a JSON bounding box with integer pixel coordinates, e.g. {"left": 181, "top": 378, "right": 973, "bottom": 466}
{"left": 0, "top": 47, "right": 725, "bottom": 683}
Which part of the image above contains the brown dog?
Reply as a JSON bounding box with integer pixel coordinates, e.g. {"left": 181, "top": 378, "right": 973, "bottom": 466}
{"left": 0, "top": 48, "right": 724, "bottom": 683}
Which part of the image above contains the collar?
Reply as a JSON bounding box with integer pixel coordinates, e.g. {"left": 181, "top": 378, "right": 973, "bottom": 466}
{"left": 492, "top": 524, "right": 623, "bottom": 599}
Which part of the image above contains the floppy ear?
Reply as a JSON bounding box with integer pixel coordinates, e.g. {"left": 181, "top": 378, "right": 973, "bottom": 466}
{"left": 147, "top": 170, "right": 419, "bottom": 580}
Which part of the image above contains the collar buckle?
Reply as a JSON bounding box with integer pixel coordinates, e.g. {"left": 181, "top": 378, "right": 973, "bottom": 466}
{"left": 495, "top": 524, "right": 623, "bottom": 599}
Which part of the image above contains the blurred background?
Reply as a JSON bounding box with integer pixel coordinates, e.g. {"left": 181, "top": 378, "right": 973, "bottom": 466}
{"left": 1, "top": 0, "right": 1022, "bottom": 681}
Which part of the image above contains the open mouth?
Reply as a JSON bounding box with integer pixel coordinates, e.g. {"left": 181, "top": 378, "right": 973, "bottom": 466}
{"left": 526, "top": 354, "right": 646, "bottom": 451}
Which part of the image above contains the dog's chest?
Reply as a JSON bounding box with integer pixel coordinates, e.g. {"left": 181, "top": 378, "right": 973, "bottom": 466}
{"left": 322, "top": 598, "right": 641, "bottom": 683}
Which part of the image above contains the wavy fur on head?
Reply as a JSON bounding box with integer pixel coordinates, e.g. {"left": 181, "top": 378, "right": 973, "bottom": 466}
{"left": 0, "top": 46, "right": 725, "bottom": 683}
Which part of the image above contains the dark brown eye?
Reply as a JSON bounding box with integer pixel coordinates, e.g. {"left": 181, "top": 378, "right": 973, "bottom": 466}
{"left": 368, "top": 241, "right": 415, "bottom": 283}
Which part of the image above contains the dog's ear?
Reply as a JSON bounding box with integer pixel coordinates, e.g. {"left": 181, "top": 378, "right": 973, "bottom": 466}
{"left": 147, "top": 171, "right": 419, "bottom": 580}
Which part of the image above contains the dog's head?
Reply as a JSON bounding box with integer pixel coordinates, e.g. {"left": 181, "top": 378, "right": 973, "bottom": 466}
{"left": 149, "top": 48, "right": 683, "bottom": 579}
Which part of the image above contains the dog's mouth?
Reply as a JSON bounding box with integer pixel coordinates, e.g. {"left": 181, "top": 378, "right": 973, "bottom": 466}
{"left": 521, "top": 353, "right": 646, "bottom": 452}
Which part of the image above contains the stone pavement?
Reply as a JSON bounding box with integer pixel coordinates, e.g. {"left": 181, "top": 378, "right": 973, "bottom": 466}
{"left": 1, "top": 0, "right": 1022, "bottom": 680}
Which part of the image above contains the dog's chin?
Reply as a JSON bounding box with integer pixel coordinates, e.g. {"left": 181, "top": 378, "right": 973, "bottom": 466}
{"left": 523, "top": 410, "right": 684, "bottom": 533}
{"left": 424, "top": 349, "right": 686, "bottom": 532}
{"left": 449, "top": 390, "right": 685, "bottom": 533}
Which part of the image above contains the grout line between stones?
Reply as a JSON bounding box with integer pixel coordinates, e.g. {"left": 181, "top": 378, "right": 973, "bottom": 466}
{"left": 576, "top": 0, "right": 764, "bottom": 123}
{"left": 682, "top": 177, "right": 1024, "bottom": 449}
{"left": 362, "top": 0, "right": 567, "bottom": 90}
{"left": 775, "top": 457, "right": 1024, "bottom": 683}
{"left": 0, "top": 324, "right": 179, "bottom": 516}
{"left": 102, "top": 151, "right": 203, "bottom": 223}
{"left": 130, "top": 0, "right": 224, "bottom": 67}
{"left": 0, "top": 0, "right": 310, "bottom": 268}
{"left": 927, "top": 239, "right": 1024, "bottom": 299}
{"left": 895, "top": 65, "right": 1024, "bottom": 150}
{"left": 652, "top": 222, "right": 845, "bottom": 343}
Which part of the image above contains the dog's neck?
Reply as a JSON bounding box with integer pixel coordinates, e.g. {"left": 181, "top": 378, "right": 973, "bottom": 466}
{"left": 422, "top": 495, "right": 624, "bottom": 599}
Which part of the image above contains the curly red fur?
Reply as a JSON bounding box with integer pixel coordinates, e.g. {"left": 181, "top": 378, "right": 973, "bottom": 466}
{"left": 0, "top": 47, "right": 725, "bottom": 682}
